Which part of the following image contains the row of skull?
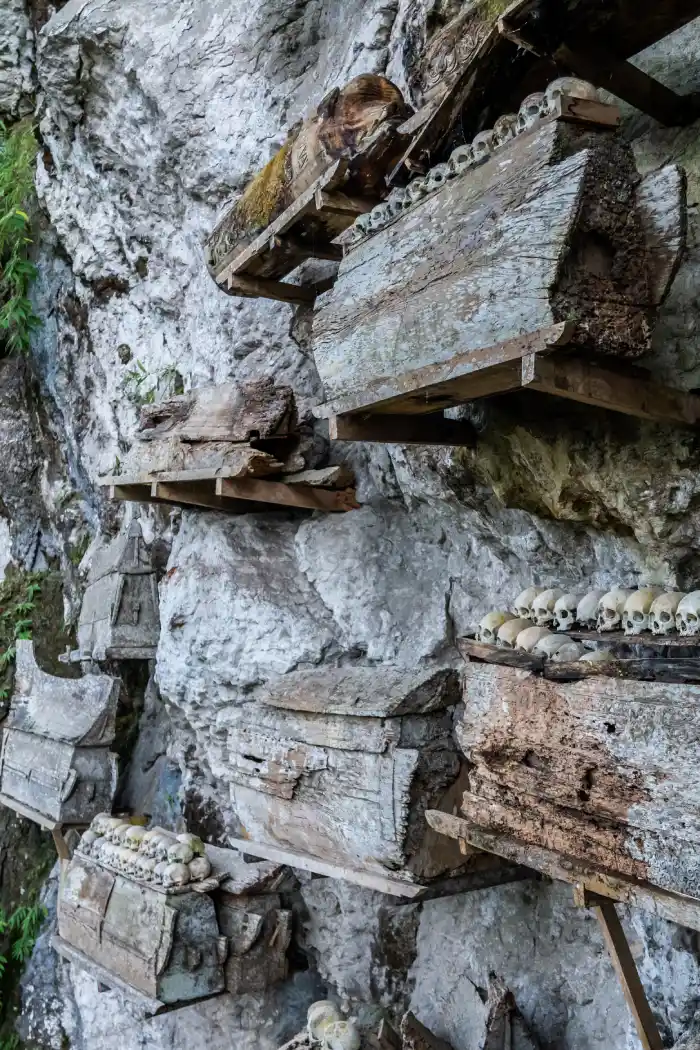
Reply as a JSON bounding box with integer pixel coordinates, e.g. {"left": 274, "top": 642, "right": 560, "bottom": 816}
{"left": 344, "top": 76, "right": 600, "bottom": 247}
{"left": 478, "top": 587, "right": 700, "bottom": 639}
{"left": 307, "top": 1002, "right": 361, "bottom": 1050}
{"left": 477, "top": 616, "right": 608, "bottom": 663}
{"left": 79, "top": 815, "right": 211, "bottom": 889}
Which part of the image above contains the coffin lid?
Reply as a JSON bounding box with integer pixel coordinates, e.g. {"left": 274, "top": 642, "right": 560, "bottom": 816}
{"left": 87, "top": 521, "right": 153, "bottom": 584}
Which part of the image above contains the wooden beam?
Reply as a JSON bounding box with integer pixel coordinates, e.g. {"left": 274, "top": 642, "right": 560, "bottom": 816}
{"left": 224, "top": 274, "right": 317, "bottom": 305}
{"left": 0, "top": 792, "right": 60, "bottom": 831}
{"left": 150, "top": 482, "right": 227, "bottom": 512}
{"left": 52, "top": 827, "right": 71, "bottom": 863}
{"left": 581, "top": 895, "right": 664, "bottom": 1050}
{"left": 457, "top": 636, "right": 545, "bottom": 671}
{"left": 328, "top": 412, "right": 477, "bottom": 445}
{"left": 314, "top": 189, "right": 376, "bottom": 216}
{"left": 523, "top": 353, "right": 700, "bottom": 425}
{"left": 555, "top": 43, "right": 698, "bottom": 127}
{"left": 424, "top": 812, "right": 700, "bottom": 932}
{"left": 216, "top": 477, "right": 358, "bottom": 512}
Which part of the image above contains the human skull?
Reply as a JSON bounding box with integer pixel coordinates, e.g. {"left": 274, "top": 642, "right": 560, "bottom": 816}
{"left": 79, "top": 829, "right": 98, "bottom": 855}
{"left": 513, "top": 587, "right": 546, "bottom": 620}
{"left": 578, "top": 649, "right": 614, "bottom": 666}
{"left": 177, "top": 833, "right": 205, "bottom": 857}
{"left": 477, "top": 611, "right": 516, "bottom": 644}
{"left": 676, "top": 592, "right": 700, "bottom": 636}
{"left": 102, "top": 818, "right": 127, "bottom": 842}
{"left": 367, "top": 203, "right": 392, "bottom": 233}
{"left": 493, "top": 113, "right": 518, "bottom": 148}
{"left": 153, "top": 861, "right": 169, "bottom": 885}
{"left": 115, "top": 846, "right": 133, "bottom": 873}
{"left": 407, "top": 177, "right": 428, "bottom": 203}
{"left": 137, "top": 856, "right": 158, "bottom": 883}
{"left": 353, "top": 212, "right": 372, "bottom": 239}
{"left": 101, "top": 843, "right": 119, "bottom": 868}
{"left": 472, "top": 129, "right": 495, "bottom": 163}
{"left": 167, "top": 842, "right": 194, "bottom": 866}
{"left": 597, "top": 589, "right": 634, "bottom": 632}
{"left": 425, "top": 162, "right": 451, "bottom": 195}
{"left": 533, "top": 634, "right": 572, "bottom": 658}
{"left": 515, "top": 626, "right": 552, "bottom": 652}
{"left": 125, "top": 826, "right": 147, "bottom": 851}
{"left": 308, "top": 1002, "right": 342, "bottom": 1044}
{"left": 323, "top": 1021, "right": 362, "bottom": 1050}
{"left": 545, "top": 77, "right": 599, "bottom": 112}
{"left": 517, "top": 92, "right": 545, "bottom": 134}
{"left": 497, "top": 617, "right": 532, "bottom": 648}
{"left": 448, "top": 143, "right": 474, "bottom": 177}
{"left": 387, "top": 186, "right": 410, "bottom": 215}
{"left": 553, "top": 593, "right": 581, "bottom": 632}
{"left": 188, "top": 855, "right": 212, "bottom": 882}
{"left": 650, "top": 592, "right": 685, "bottom": 635}
{"left": 112, "top": 823, "right": 135, "bottom": 846}
{"left": 531, "top": 588, "right": 565, "bottom": 627}
{"left": 550, "top": 641, "right": 588, "bottom": 663}
{"left": 576, "top": 590, "right": 606, "bottom": 629}
{"left": 162, "top": 863, "right": 191, "bottom": 890}
{"left": 90, "top": 813, "right": 113, "bottom": 837}
{"left": 622, "top": 589, "right": 661, "bottom": 635}
{"left": 154, "top": 834, "right": 178, "bottom": 863}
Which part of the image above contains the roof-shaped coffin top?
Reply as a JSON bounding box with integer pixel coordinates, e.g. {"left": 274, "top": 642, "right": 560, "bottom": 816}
{"left": 8, "top": 641, "right": 119, "bottom": 746}
{"left": 87, "top": 520, "right": 152, "bottom": 584}
{"left": 259, "top": 665, "right": 460, "bottom": 717}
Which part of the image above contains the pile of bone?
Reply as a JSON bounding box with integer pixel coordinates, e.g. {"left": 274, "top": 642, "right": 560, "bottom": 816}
{"left": 78, "top": 815, "right": 213, "bottom": 890}
{"left": 344, "top": 77, "right": 600, "bottom": 247}
{"left": 478, "top": 587, "right": 700, "bottom": 660}
{"left": 289, "top": 1001, "right": 362, "bottom": 1050}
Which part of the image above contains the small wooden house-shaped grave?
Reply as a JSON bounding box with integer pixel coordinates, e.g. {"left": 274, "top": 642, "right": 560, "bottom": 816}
{"left": 226, "top": 665, "right": 528, "bottom": 897}
{"left": 312, "top": 86, "right": 697, "bottom": 444}
{"left": 0, "top": 640, "right": 118, "bottom": 832}
{"left": 102, "top": 378, "right": 358, "bottom": 514}
{"left": 62, "top": 521, "right": 159, "bottom": 665}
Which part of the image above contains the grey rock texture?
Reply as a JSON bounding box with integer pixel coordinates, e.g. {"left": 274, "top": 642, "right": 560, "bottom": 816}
{"left": 0, "top": 0, "right": 699, "bottom": 1048}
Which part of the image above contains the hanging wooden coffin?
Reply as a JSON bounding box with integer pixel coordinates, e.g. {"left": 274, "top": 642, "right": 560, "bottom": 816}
{"left": 70, "top": 521, "right": 159, "bottom": 663}
{"left": 0, "top": 641, "right": 119, "bottom": 828}
{"left": 53, "top": 852, "right": 226, "bottom": 1013}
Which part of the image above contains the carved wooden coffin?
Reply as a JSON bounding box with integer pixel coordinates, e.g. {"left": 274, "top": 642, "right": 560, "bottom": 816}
{"left": 313, "top": 116, "right": 684, "bottom": 415}
{"left": 457, "top": 662, "right": 700, "bottom": 901}
{"left": 0, "top": 641, "right": 119, "bottom": 827}
{"left": 205, "top": 75, "right": 412, "bottom": 282}
{"left": 228, "top": 666, "right": 468, "bottom": 887}
{"left": 54, "top": 852, "right": 226, "bottom": 1013}
{"left": 71, "top": 521, "right": 159, "bottom": 662}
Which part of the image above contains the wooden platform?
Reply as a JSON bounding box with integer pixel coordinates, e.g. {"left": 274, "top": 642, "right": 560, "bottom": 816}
{"left": 101, "top": 468, "right": 359, "bottom": 514}
{"left": 228, "top": 837, "right": 530, "bottom": 902}
{"left": 314, "top": 328, "right": 700, "bottom": 444}
{"left": 209, "top": 161, "right": 373, "bottom": 305}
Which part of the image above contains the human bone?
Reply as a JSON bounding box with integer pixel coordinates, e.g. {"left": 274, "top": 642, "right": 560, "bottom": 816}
{"left": 112, "top": 822, "right": 135, "bottom": 845}
{"left": 367, "top": 203, "right": 392, "bottom": 232}
{"left": 354, "top": 212, "right": 372, "bottom": 238}
{"left": 162, "top": 862, "right": 191, "bottom": 889}
{"left": 598, "top": 589, "right": 635, "bottom": 631}
{"left": 188, "top": 855, "right": 212, "bottom": 882}
{"left": 90, "top": 813, "right": 113, "bottom": 837}
{"left": 323, "top": 1020, "right": 362, "bottom": 1050}
{"left": 153, "top": 860, "right": 169, "bottom": 885}
{"left": 493, "top": 112, "right": 518, "bottom": 147}
{"left": 553, "top": 593, "right": 581, "bottom": 632}
{"left": 517, "top": 92, "right": 545, "bottom": 134}
{"left": 308, "top": 1002, "right": 342, "bottom": 1044}
{"left": 515, "top": 626, "right": 552, "bottom": 652}
{"left": 477, "top": 611, "right": 516, "bottom": 644}
{"left": 177, "top": 833, "right": 205, "bottom": 856}
{"left": 650, "top": 592, "right": 686, "bottom": 635}
{"left": 140, "top": 826, "right": 168, "bottom": 854}
{"left": 386, "top": 186, "right": 410, "bottom": 215}
{"left": 550, "top": 641, "right": 588, "bottom": 662}
{"left": 576, "top": 590, "right": 607, "bottom": 629}
{"left": 407, "top": 177, "right": 429, "bottom": 203}
{"left": 512, "top": 587, "right": 546, "bottom": 620}
{"left": 533, "top": 634, "right": 573, "bottom": 658}
{"left": 623, "top": 588, "right": 662, "bottom": 635}
{"left": 496, "top": 617, "right": 532, "bottom": 648}
{"left": 102, "top": 817, "right": 127, "bottom": 841}
{"left": 154, "top": 834, "right": 179, "bottom": 862}
{"left": 545, "top": 77, "right": 599, "bottom": 109}
{"left": 448, "top": 143, "right": 474, "bottom": 177}
{"left": 115, "top": 846, "right": 133, "bottom": 873}
{"left": 137, "top": 856, "right": 158, "bottom": 882}
{"left": 425, "top": 162, "right": 451, "bottom": 194}
{"left": 125, "top": 825, "right": 147, "bottom": 850}
{"left": 80, "top": 829, "right": 98, "bottom": 854}
{"left": 531, "top": 588, "right": 565, "bottom": 626}
{"left": 472, "top": 129, "right": 495, "bottom": 162}
{"left": 676, "top": 592, "right": 700, "bottom": 636}
{"left": 578, "top": 649, "right": 615, "bottom": 665}
{"left": 167, "top": 841, "right": 195, "bottom": 866}
{"left": 101, "top": 842, "right": 119, "bottom": 867}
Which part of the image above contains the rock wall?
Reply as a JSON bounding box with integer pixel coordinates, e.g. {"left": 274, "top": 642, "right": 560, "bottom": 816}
{"left": 2, "top": 1, "right": 700, "bottom": 1048}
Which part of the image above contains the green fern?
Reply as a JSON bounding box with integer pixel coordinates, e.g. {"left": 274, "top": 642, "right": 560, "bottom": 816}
{"left": 0, "top": 120, "right": 40, "bottom": 357}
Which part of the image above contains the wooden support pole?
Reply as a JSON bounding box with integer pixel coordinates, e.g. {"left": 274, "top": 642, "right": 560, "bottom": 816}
{"left": 224, "top": 274, "right": 317, "bottom": 305}
{"left": 216, "top": 477, "right": 358, "bottom": 512}
{"left": 574, "top": 889, "right": 664, "bottom": 1050}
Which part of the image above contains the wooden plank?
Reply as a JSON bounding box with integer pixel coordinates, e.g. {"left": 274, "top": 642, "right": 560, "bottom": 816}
{"left": 51, "top": 936, "right": 166, "bottom": 1015}
{"left": 225, "top": 274, "right": 317, "bottom": 305}
{"left": 544, "top": 659, "right": 700, "bottom": 683}
{"left": 52, "top": 827, "right": 71, "bottom": 863}
{"left": 457, "top": 637, "right": 545, "bottom": 671}
{"left": 0, "top": 792, "right": 60, "bottom": 831}
{"left": 314, "top": 189, "right": 375, "bottom": 216}
{"left": 424, "top": 812, "right": 700, "bottom": 932}
{"left": 546, "top": 94, "right": 621, "bottom": 129}
{"left": 284, "top": 465, "right": 355, "bottom": 488}
{"left": 589, "top": 898, "right": 664, "bottom": 1050}
{"left": 216, "top": 477, "right": 358, "bottom": 512}
{"left": 328, "top": 413, "right": 477, "bottom": 446}
{"left": 313, "top": 323, "right": 574, "bottom": 420}
{"left": 637, "top": 166, "right": 687, "bottom": 306}
{"left": 150, "top": 482, "right": 228, "bottom": 512}
{"left": 524, "top": 354, "right": 700, "bottom": 426}
{"left": 554, "top": 42, "right": 698, "bottom": 128}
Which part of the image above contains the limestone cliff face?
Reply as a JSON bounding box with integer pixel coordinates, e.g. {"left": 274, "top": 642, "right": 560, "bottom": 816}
{"left": 3, "top": 1, "right": 700, "bottom": 1048}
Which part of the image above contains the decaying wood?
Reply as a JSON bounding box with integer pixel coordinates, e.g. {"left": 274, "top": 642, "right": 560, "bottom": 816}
{"left": 116, "top": 441, "right": 285, "bottom": 480}
{"left": 314, "top": 119, "right": 665, "bottom": 419}
{"left": 455, "top": 662, "right": 700, "bottom": 900}
{"left": 216, "top": 477, "right": 359, "bottom": 512}
{"left": 138, "top": 379, "right": 295, "bottom": 443}
{"left": 328, "top": 413, "right": 477, "bottom": 446}
{"left": 637, "top": 166, "right": 687, "bottom": 306}
{"left": 285, "top": 465, "right": 355, "bottom": 488}
{"left": 401, "top": 1013, "right": 454, "bottom": 1050}
{"left": 457, "top": 637, "right": 545, "bottom": 672}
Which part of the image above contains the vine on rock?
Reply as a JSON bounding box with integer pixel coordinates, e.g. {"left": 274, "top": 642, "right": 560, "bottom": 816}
{"left": 0, "top": 121, "right": 40, "bottom": 357}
